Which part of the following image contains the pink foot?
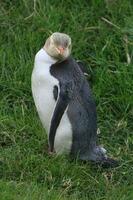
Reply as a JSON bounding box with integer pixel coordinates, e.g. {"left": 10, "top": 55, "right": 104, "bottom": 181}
{"left": 48, "top": 147, "right": 56, "bottom": 155}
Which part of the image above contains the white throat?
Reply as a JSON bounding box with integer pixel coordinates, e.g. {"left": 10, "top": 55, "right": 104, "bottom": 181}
{"left": 35, "top": 48, "right": 57, "bottom": 65}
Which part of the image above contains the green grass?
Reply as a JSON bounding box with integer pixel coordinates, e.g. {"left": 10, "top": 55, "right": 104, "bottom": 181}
{"left": 0, "top": 0, "right": 133, "bottom": 199}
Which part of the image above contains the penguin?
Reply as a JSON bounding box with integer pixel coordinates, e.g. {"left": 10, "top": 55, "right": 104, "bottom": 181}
{"left": 31, "top": 32, "right": 118, "bottom": 168}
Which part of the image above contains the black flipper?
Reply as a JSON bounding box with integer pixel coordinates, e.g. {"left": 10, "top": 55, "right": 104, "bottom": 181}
{"left": 49, "top": 81, "right": 74, "bottom": 152}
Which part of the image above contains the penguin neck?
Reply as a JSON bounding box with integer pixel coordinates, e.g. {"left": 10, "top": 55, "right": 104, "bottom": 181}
{"left": 36, "top": 48, "right": 57, "bottom": 65}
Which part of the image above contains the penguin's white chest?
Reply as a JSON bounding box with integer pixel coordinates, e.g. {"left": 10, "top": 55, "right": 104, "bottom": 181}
{"left": 31, "top": 51, "right": 72, "bottom": 154}
{"left": 32, "top": 63, "right": 58, "bottom": 131}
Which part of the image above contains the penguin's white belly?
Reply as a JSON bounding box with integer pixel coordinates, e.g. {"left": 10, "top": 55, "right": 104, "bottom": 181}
{"left": 32, "top": 67, "right": 57, "bottom": 131}
{"left": 32, "top": 65, "right": 72, "bottom": 154}
{"left": 54, "top": 111, "right": 72, "bottom": 154}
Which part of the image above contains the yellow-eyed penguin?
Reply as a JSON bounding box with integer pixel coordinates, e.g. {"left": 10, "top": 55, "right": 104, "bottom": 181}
{"left": 31, "top": 32, "right": 118, "bottom": 168}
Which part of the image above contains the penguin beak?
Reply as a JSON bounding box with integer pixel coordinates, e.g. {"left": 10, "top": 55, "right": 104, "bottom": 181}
{"left": 56, "top": 47, "right": 65, "bottom": 55}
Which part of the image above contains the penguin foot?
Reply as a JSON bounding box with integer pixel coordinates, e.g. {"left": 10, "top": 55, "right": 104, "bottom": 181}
{"left": 96, "top": 157, "right": 119, "bottom": 168}
{"left": 48, "top": 147, "right": 56, "bottom": 156}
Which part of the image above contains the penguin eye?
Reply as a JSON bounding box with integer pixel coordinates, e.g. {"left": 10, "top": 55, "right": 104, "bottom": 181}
{"left": 64, "top": 41, "right": 68, "bottom": 48}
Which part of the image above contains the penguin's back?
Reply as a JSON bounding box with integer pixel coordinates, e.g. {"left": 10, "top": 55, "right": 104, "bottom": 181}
{"left": 50, "top": 57, "right": 97, "bottom": 159}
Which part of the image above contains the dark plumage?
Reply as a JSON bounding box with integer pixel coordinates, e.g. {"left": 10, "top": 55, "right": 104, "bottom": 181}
{"left": 49, "top": 56, "right": 118, "bottom": 168}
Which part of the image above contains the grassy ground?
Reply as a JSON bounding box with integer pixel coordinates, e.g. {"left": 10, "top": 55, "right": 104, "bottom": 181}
{"left": 0, "top": 0, "right": 133, "bottom": 199}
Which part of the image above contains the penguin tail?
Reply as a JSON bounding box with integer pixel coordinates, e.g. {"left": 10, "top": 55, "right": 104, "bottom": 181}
{"left": 95, "top": 157, "right": 119, "bottom": 168}
{"left": 87, "top": 146, "right": 119, "bottom": 168}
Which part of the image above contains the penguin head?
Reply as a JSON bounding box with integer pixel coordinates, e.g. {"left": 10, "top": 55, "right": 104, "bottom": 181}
{"left": 44, "top": 32, "right": 72, "bottom": 61}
